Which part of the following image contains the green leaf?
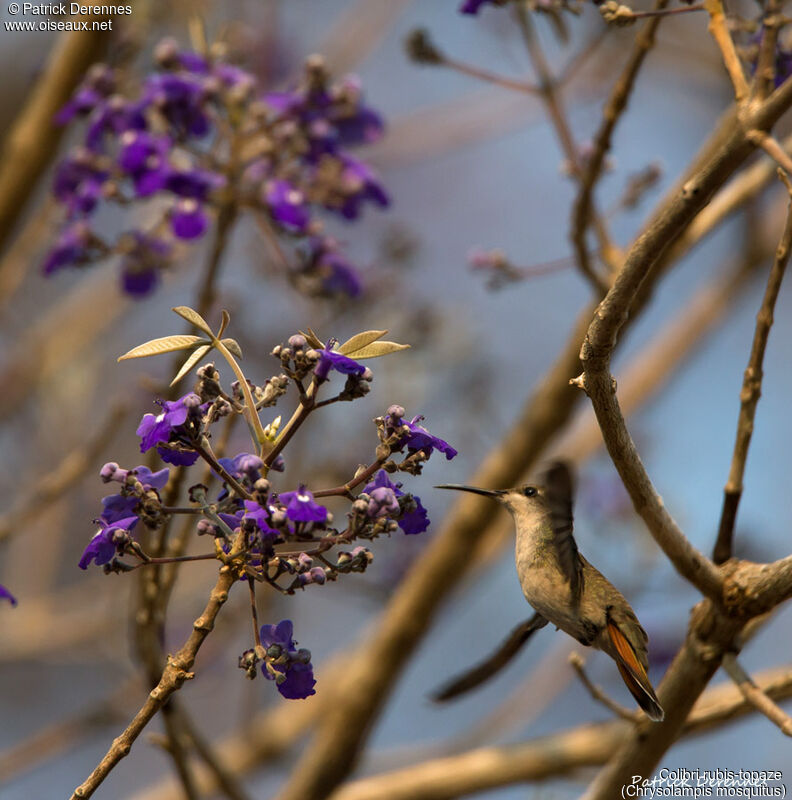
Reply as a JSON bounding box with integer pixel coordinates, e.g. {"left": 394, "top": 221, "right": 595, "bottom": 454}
{"left": 299, "top": 328, "right": 325, "bottom": 349}
{"left": 217, "top": 309, "right": 231, "bottom": 338}
{"left": 170, "top": 344, "right": 212, "bottom": 386}
{"left": 338, "top": 330, "right": 387, "bottom": 356}
{"left": 351, "top": 341, "right": 411, "bottom": 359}
{"left": 118, "top": 335, "right": 208, "bottom": 361}
{"left": 172, "top": 306, "right": 214, "bottom": 336}
{"left": 221, "top": 337, "right": 243, "bottom": 358}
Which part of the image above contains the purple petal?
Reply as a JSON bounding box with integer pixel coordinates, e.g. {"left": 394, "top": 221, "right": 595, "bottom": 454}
{"left": 276, "top": 662, "right": 316, "bottom": 699}
{"left": 171, "top": 200, "right": 208, "bottom": 239}
{"left": 0, "top": 584, "right": 17, "bottom": 606}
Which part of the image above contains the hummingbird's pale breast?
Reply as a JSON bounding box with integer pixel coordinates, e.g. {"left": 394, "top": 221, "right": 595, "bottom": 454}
{"left": 514, "top": 516, "right": 605, "bottom": 646}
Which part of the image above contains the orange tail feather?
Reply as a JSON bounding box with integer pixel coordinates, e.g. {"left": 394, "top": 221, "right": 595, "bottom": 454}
{"left": 607, "top": 620, "right": 664, "bottom": 722}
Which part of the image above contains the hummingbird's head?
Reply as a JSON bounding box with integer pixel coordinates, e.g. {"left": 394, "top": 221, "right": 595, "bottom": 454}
{"left": 434, "top": 483, "right": 547, "bottom": 515}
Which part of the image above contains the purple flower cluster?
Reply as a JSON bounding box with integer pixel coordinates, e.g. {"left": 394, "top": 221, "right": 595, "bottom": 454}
{"left": 363, "top": 470, "right": 430, "bottom": 535}
{"left": 81, "top": 321, "right": 458, "bottom": 703}
{"left": 79, "top": 464, "right": 170, "bottom": 569}
{"left": 260, "top": 620, "right": 316, "bottom": 699}
{"left": 136, "top": 392, "right": 206, "bottom": 465}
{"left": 45, "top": 42, "right": 388, "bottom": 299}
{"left": 385, "top": 405, "right": 458, "bottom": 461}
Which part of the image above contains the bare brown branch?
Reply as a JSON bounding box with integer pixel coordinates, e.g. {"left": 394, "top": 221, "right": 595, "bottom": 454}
{"left": 713, "top": 175, "right": 792, "bottom": 563}
{"left": 0, "top": 20, "right": 113, "bottom": 254}
{"left": 571, "top": 0, "right": 666, "bottom": 287}
{"left": 569, "top": 653, "right": 638, "bottom": 722}
{"left": 328, "top": 663, "right": 792, "bottom": 800}
{"left": 722, "top": 654, "right": 792, "bottom": 736}
{"left": 70, "top": 567, "right": 236, "bottom": 799}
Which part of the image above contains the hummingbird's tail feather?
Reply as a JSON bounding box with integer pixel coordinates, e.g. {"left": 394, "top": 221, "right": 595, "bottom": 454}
{"left": 607, "top": 620, "right": 665, "bottom": 722}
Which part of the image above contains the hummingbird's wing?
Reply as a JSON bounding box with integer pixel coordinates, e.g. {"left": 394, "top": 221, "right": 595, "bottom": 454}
{"left": 430, "top": 613, "right": 548, "bottom": 702}
{"left": 543, "top": 461, "right": 583, "bottom": 603}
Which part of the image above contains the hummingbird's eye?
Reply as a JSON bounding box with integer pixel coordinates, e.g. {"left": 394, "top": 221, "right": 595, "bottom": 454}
{"left": 523, "top": 486, "right": 537, "bottom": 497}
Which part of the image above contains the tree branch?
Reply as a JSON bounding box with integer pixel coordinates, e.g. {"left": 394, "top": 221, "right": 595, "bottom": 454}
{"left": 0, "top": 19, "right": 114, "bottom": 255}
{"left": 70, "top": 566, "right": 236, "bottom": 799}
{"left": 713, "top": 174, "right": 792, "bottom": 563}
{"left": 571, "top": 0, "right": 666, "bottom": 287}
{"left": 328, "top": 663, "right": 792, "bottom": 800}
{"left": 722, "top": 654, "right": 792, "bottom": 736}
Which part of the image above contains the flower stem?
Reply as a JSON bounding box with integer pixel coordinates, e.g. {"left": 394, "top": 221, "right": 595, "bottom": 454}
{"left": 261, "top": 378, "right": 319, "bottom": 470}
{"left": 193, "top": 437, "right": 253, "bottom": 500}
{"left": 314, "top": 457, "right": 387, "bottom": 498}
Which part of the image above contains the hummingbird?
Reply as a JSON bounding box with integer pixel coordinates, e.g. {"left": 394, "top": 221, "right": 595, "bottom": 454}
{"left": 434, "top": 461, "right": 664, "bottom": 721}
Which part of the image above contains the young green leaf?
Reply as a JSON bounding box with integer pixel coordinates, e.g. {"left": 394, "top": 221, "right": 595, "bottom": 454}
{"left": 220, "top": 338, "right": 243, "bottom": 358}
{"left": 170, "top": 344, "right": 212, "bottom": 386}
{"left": 217, "top": 309, "right": 231, "bottom": 339}
{"left": 118, "top": 335, "right": 209, "bottom": 362}
{"left": 338, "top": 330, "right": 388, "bottom": 356}
{"left": 349, "top": 341, "right": 410, "bottom": 359}
{"left": 172, "top": 306, "right": 214, "bottom": 337}
{"left": 299, "top": 328, "right": 325, "bottom": 349}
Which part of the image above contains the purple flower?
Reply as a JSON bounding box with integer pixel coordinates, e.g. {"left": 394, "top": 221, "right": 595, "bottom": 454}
{"left": 55, "top": 64, "right": 116, "bottom": 124}
{"left": 154, "top": 38, "right": 210, "bottom": 74}
{"left": 42, "top": 222, "right": 102, "bottom": 275}
{"left": 144, "top": 73, "right": 211, "bottom": 138}
{"left": 400, "top": 416, "right": 458, "bottom": 460}
{"left": 459, "top": 0, "right": 497, "bottom": 13}
{"left": 218, "top": 453, "right": 264, "bottom": 482}
{"left": 314, "top": 344, "right": 366, "bottom": 381}
{"left": 118, "top": 131, "right": 170, "bottom": 196}
{"left": 118, "top": 230, "right": 172, "bottom": 298}
{"left": 331, "top": 156, "right": 389, "bottom": 220}
{"left": 213, "top": 63, "right": 255, "bottom": 91}
{"left": 363, "top": 470, "right": 430, "bottom": 535}
{"left": 84, "top": 96, "right": 147, "bottom": 151}
{"left": 242, "top": 500, "right": 280, "bottom": 541}
{"left": 303, "top": 237, "right": 363, "bottom": 298}
{"left": 101, "top": 463, "right": 170, "bottom": 490}
{"left": 278, "top": 486, "right": 328, "bottom": 523}
{"left": 56, "top": 87, "right": 104, "bottom": 126}
{"left": 171, "top": 199, "right": 208, "bottom": 239}
{"left": 0, "top": 584, "right": 17, "bottom": 606}
{"left": 260, "top": 620, "right": 316, "bottom": 699}
{"left": 332, "top": 76, "right": 385, "bottom": 146}
{"left": 136, "top": 392, "right": 203, "bottom": 464}
{"left": 265, "top": 74, "right": 384, "bottom": 159}
{"left": 78, "top": 514, "right": 138, "bottom": 569}
{"left": 53, "top": 152, "right": 108, "bottom": 217}
{"left": 264, "top": 179, "right": 310, "bottom": 232}
{"left": 100, "top": 493, "right": 139, "bottom": 523}
{"left": 165, "top": 167, "right": 225, "bottom": 200}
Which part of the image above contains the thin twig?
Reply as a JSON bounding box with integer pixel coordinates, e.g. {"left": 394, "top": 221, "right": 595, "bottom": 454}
{"left": 313, "top": 457, "right": 387, "bottom": 498}
{"left": 705, "top": 0, "right": 750, "bottom": 101}
{"left": 722, "top": 654, "right": 792, "bottom": 736}
{"left": 746, "top": 131, "right": 792, "bottom": 176}
{"left": 713, "top": 172, "right": 792, "bottom": 563}
{"left": 752, "top": 0, "right": 781, "bottom": 100}
{"left": 436, "top": 54, "right": 539, "bottom": 95}
{"left": 514, "top": 5, "right": 614, "bottom": 292}
{"left": 569, "top": 653, "right": 639, "bottom": 722}
{"left": 571, "top": 0, "right": 666, "bottom": 288}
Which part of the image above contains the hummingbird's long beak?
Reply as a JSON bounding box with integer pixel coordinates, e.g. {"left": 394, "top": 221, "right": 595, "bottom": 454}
{"left": 434, "top": 484, "right": 504, "bottom": 499}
